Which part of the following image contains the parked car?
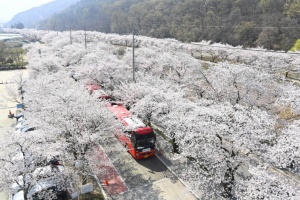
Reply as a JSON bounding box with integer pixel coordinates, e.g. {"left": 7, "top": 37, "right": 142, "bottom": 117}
{"left": 14, "top": 112, "right": 24, "bottom": 121}
{"left": 12, "top": 190, "right": 24, "bottom": 200}
{"left": 15, "top": 120, "right": 27, "bottom": 131}
{"left": 15, "top": 124, "right": 36, "bottom": 133}
{"left": 28, "top": 179, "right": 69, "bottom": 200}
{"left": 12, "top": 183, "right": 68, "bottom": 200}
{"left": 11, "top": 164, "right": 69, "bottom": 200}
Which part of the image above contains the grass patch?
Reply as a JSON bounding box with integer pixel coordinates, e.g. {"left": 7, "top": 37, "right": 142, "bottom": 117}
{"left": 80, "top": 192, "right": 104, "bottom": 200}
{"left": 278, "top": 105, "right": 300, "bottom": 121}
{"left": 201, "top": 55, "right": 213, "bottom": 62}
{"left": 71, "top": 175, "right": 105, "bottom": 200}
{"left": 286, "top": 71, "right": 300, "bottom": 80}
{"left": 202, "top": 62, "right": 211, "bottom": 70}
{"left": 117, "top": 47, "right": 126, "bottom": 56}
{"left": 153, "top": 127, "right": 169, "bottom": 141}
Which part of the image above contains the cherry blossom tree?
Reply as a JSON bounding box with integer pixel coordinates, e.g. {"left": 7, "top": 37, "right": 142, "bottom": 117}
{"left": 0, "top": 129, "right": 69, "bottom": 200}
{"left": 204, "top": 62, "right": 281, "bottom": 110}
{"left": 1, "top": 72, "right": 27, "bottom": 103}
{"left": 276, "top": 83, "right": 300, "bottom": 118}
{"left": 159, "top": 99, "right": 276, "bottom": 199}
{"left": 23, "top": 72, "right": 120, "bottom": 182}
{"left": 266, "top": 120, "right": 300, "bottom": 172}
{"left": 235, "top": 165, "right": 300, "bottom": 199}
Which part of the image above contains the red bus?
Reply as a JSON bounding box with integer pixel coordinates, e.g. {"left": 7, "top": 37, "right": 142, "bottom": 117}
{"left": 106, "top": 102, "right": 156, "bottom": 159}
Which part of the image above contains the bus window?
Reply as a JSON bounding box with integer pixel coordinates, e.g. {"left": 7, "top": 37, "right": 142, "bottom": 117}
{"left": 130, "top": 132, "right": 136, "bottom": 148}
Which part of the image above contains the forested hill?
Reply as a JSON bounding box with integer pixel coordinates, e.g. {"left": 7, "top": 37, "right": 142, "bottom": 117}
{"left": 5, "top": 0, "right": 81, "bottom": 29}
{"left": 38, "top": 0, "right": 300, "bottom": 51}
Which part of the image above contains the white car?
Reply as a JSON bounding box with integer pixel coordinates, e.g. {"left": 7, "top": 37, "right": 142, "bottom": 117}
{"left": 12, "top": 191, "right": 24, "bottom": 200}
{"left": 15, "top": 121, "right": 27, "bottom": 131}
{"left": 11, "top": 165, "right": 68, "bottom": 200}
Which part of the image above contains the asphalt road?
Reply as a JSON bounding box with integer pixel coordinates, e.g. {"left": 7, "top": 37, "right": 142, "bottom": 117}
{"left": 99, "top": 134, "right": 197, "bottom": 200}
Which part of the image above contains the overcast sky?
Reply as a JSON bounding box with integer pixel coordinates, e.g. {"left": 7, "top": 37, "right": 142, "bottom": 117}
{"left": 0, "top": 0, "right": 54, "bottom": 22}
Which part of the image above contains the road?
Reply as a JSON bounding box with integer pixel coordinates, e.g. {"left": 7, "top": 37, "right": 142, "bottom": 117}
{"left": 97, "top": 134, "right": 198, "bottom": 200}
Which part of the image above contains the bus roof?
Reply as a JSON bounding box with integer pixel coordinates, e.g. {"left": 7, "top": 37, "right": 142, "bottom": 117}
{"left": 85, "top": 83, "right": 100, "bottom": 92}
{"left": 123, "top": 117, "right": 146, "bottom": 129}
{"left": 106, "top": 103, "right": 152, "bottom": 134}
{"left": 106, "top": 103, "right": 130, "bottom": 120}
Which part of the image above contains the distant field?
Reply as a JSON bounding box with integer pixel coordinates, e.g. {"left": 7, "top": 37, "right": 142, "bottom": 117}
{"left": 0, "top": 33, "right": 22, "bottom": 40}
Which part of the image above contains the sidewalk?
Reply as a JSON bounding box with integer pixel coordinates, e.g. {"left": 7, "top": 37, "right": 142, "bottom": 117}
{"left": 90, "top": 146, "right": 128, "bottom": 197}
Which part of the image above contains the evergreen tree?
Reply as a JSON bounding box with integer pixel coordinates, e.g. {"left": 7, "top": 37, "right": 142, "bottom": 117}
{"left": 11, "top": 22, "right": 25, "bottom": 29}
{"left": 290, "top": 39, "right": 300, "bottom": 52}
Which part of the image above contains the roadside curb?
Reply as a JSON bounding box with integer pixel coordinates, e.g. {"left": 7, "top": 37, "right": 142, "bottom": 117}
{"left": 94, "top": 174, "right": 109, "bottom": 200}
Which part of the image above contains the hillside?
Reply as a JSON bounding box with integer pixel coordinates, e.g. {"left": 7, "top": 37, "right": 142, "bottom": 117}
{"left": 37, "top": 0, "right": 300, "bottom": 51}
{"left": 5, "top": 0, "right": 81, "bottom": 29}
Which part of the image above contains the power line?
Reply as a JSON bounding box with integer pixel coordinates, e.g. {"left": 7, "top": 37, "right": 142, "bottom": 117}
{"left": 144, "top": 23, "right": 300, "bottom": 29}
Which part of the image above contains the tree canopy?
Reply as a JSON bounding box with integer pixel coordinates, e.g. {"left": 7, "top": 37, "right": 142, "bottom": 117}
{"left": 38, "top": 0, "right": 300, "bottom": 51}
{"left": 3, "top": 28, "right": 300, "bottom": 199}
{"left": 10, "top": 22, "right": 25, "bottom": 29}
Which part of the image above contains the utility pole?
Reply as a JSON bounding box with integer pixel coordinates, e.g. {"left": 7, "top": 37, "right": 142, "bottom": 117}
{"left": 85, "top": 30, "right": 87, "bottom": 50}
{"left": 70, "top": 30, "right": 72, "bottom": 44}
{"left": 132, "top": 30, "right": 135, "bottom": 83}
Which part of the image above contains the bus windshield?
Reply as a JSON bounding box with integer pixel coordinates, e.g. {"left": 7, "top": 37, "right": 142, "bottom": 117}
{"left": 135, "top": 132, "right": 155, "bottom": 149}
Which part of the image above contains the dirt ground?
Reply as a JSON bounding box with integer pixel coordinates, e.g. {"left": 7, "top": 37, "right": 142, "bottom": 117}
{"left": 0, "top": 70, "right": 28, "bottom": 129}
{"left": 0, "top": 69, "right": 28, "bottom": 200}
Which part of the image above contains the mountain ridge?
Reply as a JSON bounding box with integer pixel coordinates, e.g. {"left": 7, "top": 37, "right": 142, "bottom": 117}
{"left": 5, "top": 0, "right": 81, "bottom": 28}
{"left": 37, "top": 0, "right": 300, "bottom": 51}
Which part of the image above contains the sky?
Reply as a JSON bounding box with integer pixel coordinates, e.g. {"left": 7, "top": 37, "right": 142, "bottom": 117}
{"left": 0, "top": 0, "right": 54, "bottom": 22}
